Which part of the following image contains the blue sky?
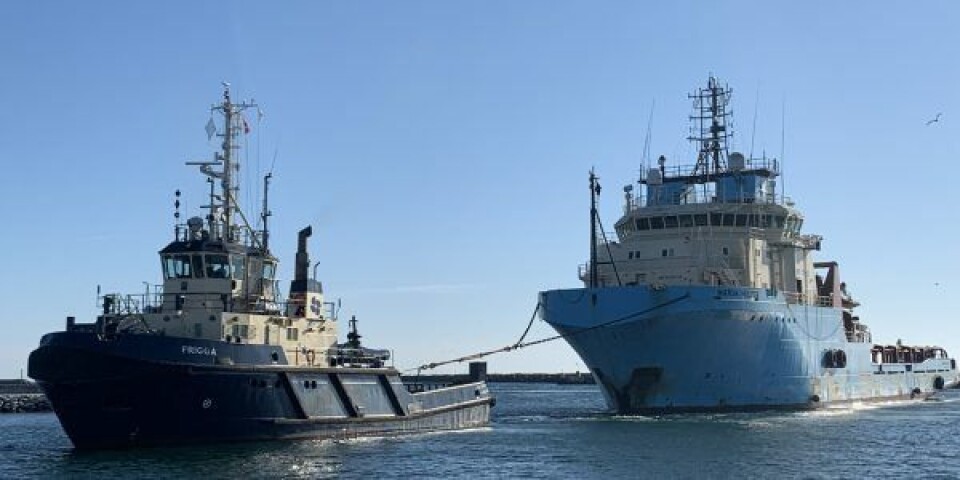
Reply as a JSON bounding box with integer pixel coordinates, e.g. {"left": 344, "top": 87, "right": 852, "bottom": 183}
{"left": 1, "top": 1, "right": 959, "bottom": 377}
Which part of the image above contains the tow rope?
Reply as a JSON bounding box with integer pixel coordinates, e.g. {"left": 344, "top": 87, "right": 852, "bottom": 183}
{"left": 407, "top": 292, "right": 690, "bottom": 373}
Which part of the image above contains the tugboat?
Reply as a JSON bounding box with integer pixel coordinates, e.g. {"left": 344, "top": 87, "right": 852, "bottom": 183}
{"left": 28, "top": 85, "right": 493, "bottom": 449}
{"left": 539, "top": 77, "right": 959, "bottom": 414}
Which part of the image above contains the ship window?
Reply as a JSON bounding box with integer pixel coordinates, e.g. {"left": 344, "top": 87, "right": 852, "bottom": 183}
{"left": 664, "top": 216, "right": 678, "bottom": 228}
{"left": 710, "top": 213, "right": 723, "bottom": 226}
{"left": 774, "top": 216, "right": 786, "bottom": 228}
{"left": 628, "top": 252, "right": 634, "bottom": 259}
{"left": 232, "top": 256, "right": 246, "bottom": 280}
{"left": 722, "top": 214, "right": 735, "bottom": 227}
{"left": 722, "top": 247, "right": 729, "bottom": 256}
{"left": 795, "top": 219, "right": 803, "bottom": 233}
{"left": 735, "top": 215, "right": 747, "bottom": 227}
{"left": 231, "top": 324, "right": 249, "bottom": 338}
{"left": 192, "top": 255, "right": 205, "bottom": 278}
{"left": 679, "top": 215, "right": 693, "bottom": 228}
{"left": 287, "top": 328, "right": 299, "bottom": 341}
{"left": 694, "top": 214, "right": 708, "bottom": 226}
{"left": 263, "top": 262, "right": 276, "bottom": 280}
{"left": 661, "top": 249, "right": 668, "bottom": 257}
{"left": 164, "top": 255, "right": 194, "bottom": 279}
{"left": 650, "top": 217, "right": 665, "bottom": 229}
{"left": 637, "top": 218, "right": 650, "bottom": 230}
{"left": 206, "top": 254, "right": 231, "bottom": 279}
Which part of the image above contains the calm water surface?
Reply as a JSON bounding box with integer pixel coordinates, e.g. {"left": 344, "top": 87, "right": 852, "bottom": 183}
{"left": 3, "top": 384, "right": 960, "bottom": 479}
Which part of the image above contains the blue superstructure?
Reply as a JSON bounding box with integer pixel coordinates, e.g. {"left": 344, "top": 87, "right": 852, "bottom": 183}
{"left": 541, "top": 77, "right": 958, "bottom": 413}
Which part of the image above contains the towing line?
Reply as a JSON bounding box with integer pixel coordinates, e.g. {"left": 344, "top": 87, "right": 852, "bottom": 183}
{"left": 408, "top": 292, "right": 691, "bottom": 373}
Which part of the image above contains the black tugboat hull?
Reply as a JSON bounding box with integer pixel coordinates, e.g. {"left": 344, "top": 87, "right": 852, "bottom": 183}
{"left": 29, "top": 332, "right": 492, "bottom": 450}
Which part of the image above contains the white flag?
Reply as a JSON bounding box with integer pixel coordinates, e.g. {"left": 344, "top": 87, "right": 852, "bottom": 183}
{"left": 205, "top": 118, "right": 217, "bottom": 140}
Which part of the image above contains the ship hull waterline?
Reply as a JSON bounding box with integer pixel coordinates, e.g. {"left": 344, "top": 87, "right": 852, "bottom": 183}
{"left": 29, "top": 332, "right": 492, "bottom": 450}
{"left": 540, "top": 285, "right": 959, "bottom": 415}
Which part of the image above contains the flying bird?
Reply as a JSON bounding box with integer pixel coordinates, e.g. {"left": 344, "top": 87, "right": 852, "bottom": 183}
{"left": 926, "top": 112, "right": 942, "bottom": 126}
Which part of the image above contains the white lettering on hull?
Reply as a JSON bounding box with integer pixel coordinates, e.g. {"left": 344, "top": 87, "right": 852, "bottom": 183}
{"left": 181, "top": 345, "right": 217, "bottom": 356}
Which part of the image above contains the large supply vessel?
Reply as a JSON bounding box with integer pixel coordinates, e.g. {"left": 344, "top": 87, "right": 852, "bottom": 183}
{"left": 28, "top": 85, "right": 492, "bottom": 449}
{"left": 540, "top": 77, "right": 958, "bottom": 414}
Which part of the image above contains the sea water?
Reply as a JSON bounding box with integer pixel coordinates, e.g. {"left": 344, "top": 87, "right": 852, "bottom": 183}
{"left": 2, "top": 384, "right": 959, "bottom": 479}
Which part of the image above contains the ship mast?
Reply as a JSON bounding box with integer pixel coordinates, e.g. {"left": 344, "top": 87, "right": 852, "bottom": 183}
{"left": 589, "top": 170, "right": 600, "bottom": 289}
{"left": 189, "top": 83, "right": 259, "bottom": 245}
{"left": 688, "top": 76, "right": 733, "bottom": 178}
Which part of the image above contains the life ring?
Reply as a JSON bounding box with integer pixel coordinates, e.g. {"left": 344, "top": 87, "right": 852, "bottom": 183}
{"left": 305, "top": 349, "right": 316, "bottom": 366}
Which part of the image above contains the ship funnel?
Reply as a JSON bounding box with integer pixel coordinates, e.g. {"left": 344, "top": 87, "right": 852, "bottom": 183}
{"left": 294, "top": 226, "right": 312, "bottom": 285}
{"left": 288, "top": 226, "right": 322, "bottom": 317}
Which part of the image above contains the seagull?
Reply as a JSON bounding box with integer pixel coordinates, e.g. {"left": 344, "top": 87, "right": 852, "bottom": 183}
{"left": 926, "top": 112, "right": 942, "bottom": 126}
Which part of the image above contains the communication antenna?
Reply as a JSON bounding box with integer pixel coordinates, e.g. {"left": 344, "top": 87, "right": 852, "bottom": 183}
{"left": 641, "top": 100, "right": 655, "bottom": 176}
{"left": 749, "top": 87, "right": 759, "bottom": 160}
{"left": 780, "top": 95, "right": 786, "bottom": 199}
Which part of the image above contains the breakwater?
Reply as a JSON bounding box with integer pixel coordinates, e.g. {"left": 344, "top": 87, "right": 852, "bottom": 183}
{"left": 0, "top": 394, "right": 50, "bottom": 413}
{"left": 0, "top": 380, "right": 51, "bottom": 413}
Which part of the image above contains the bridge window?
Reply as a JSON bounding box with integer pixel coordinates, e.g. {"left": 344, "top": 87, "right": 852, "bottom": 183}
{"left": 735, "top": 214, "right": 747, "bottom": 227}
{"left": 263, "top": 262, "right": 277, "bottom": 280}
{"left": 664, "top": 216, "right": 678, "bottom": 228}
{"left": 232, "top": 256, "right": 246, "bottom": 280}
{"left": 637, "top": 218, "right": 650, "bottom": 230}
{"left": 206, "top": 254, "right": 231, "bottom": 279}
{"left": 710, "top": 213, "right": 723, "bottom": 226}
{"left": 650, "top": 217, "right": 665, "bottom": 229}
{"left": 163, "top": 255, "right": 194, "bottom": 279}
{"left": 192, "top": 255, "right": 205, "bottom": 278}
{"left": 679, "top": 215, "right": 693, "bottom": 228}
{"left": 694, "top": 214, "right": 708, "bottom": 226}
{"left": 722, "top": 214, "right": 735, "bottom": 227}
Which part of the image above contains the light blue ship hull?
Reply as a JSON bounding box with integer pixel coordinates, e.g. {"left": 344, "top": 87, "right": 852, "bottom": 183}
{"left": 540, "top": 285, "right": 959, "bottom": 414}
